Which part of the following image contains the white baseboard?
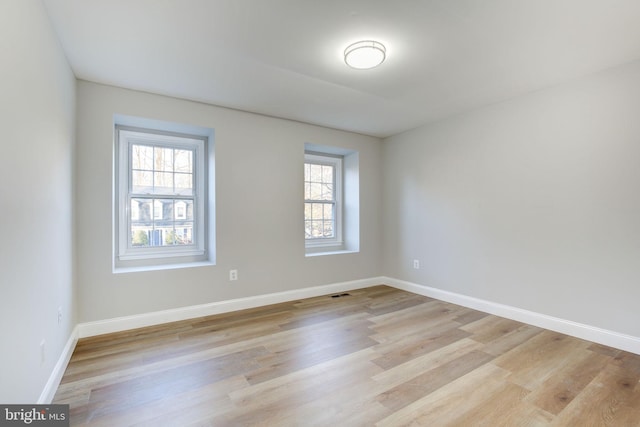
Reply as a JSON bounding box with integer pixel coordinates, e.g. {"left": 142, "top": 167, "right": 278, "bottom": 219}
{"left": 38, "top": 325, "right": 79, "bottom": 404}
{"left": 383, "top": 277, "right": 640, "bottom": 355}
{"left": 78, "top": 277, "right": 386, "bottom": 338}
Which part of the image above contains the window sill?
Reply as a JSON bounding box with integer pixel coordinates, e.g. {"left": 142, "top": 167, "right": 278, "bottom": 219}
{"left": 118, "top": 249, "right": 205, "bottom": 262}
{"left": 305, "top": 249, "right": 358, "bottom": 257}
{"left": 113, "top": 260, "right": 215, "bottom": 274}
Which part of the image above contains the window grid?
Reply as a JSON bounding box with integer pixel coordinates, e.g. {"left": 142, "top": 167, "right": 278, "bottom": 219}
{"left": 130, "top": 198, "right": 195, "bottom": 247}
{"left": 304, "top": 161, "right": 336, "bottom": 240}
{"left": 130, "top": 144, "right": 194, "bottom": 196}
{"left": 129, "top": 143, "right": 196, "bottom": 249}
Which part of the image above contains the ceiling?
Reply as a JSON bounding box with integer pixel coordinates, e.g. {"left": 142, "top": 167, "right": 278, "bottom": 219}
{"left": 43, "top": 0, "right": 640, "bottom": 138}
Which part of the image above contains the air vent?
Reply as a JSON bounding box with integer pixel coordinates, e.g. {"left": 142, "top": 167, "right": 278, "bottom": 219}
{"left": 331, "top": 293, "right": 351, "bottom": 298}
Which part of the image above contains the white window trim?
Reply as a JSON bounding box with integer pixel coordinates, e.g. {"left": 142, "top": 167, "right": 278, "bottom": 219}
{"left": 115, "top": 125, "right": 208, "bottom": 267}
{"left": 304, "top": 152, "right": 344, "bottom": 251}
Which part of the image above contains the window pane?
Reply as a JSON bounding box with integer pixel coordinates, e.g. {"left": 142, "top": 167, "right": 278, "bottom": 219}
{"left": 132, "top": 144, "right": 153, "bottom": 170}
{"left": 164, "top": 229, "right": 177, "bottom": 245}
{"left": 130, "top": 199, "right": 140, "bottom": 220}
{"left": 172, "top": 224, "right": 193, "bottom": 245}
{"left": 185, "top": 200, "right": 194, "bottom": 221}
{"left": 131, "top": 199, "right": 152, "bottom": 222}
{"left": 175, "top": 173, "right": 193, "bottom": 195}
{"left": 132, "top": 171, "right": 153, "bottom": 193}
{"left": 322, "top": 165, "right": 333, "bottom": 182}
{"left": 174, "top": 149, "right": 192, "bottom": 173}
{"left": 311, "top": 203, "right": 323, "bottom": 220}
{"left": 155, "top": 147, "right": 174, "bottom": 172}
{"left": 323, "top": 204, "right": 333, "bottom": 220}
{"left": 131, "top": 227, "right": 151, "bottom": 247}
{"left": 309, "top": 183, "right": 322, "bottom": 200}
{"left": 164, "top": 226, "right": 192, "bottom": 246}
{"left": 309, "top": 164, "right": 323, "bottom": 182}
{"left": 175, "top": 200, "right": 194, "bottom": 221}
{"left": 311, "top": 220, "right": 323, "bottom": 238}
{"left": 154, "top": 200, "right": 164, "bottom": 219}
{"left": 321, "top": 183, "right": 333, "bottom": 201}
{"left": 154, "top": 172, "right": 174, "bottom": 193}
{"left": 304, "top": 203, "right": 312, "bottom": 220}
{"left": 177, "top": 226, "right": 193, "bottom": 245}
{"left": 174, "top": 201, "right": 187, "bottom": 220}
{"left": 323, "top": 221, "right": 334, "bottom": 237}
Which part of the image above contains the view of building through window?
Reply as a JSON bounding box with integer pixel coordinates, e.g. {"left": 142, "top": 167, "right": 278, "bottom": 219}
{"left": 129, "top": 143, "right": 195, "bottom": 247}
{"left": 304, "top": 161, "right": 336, "bottom": 239}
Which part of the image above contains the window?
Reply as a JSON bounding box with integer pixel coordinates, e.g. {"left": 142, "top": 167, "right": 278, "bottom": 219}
{"left": 115, "top": 125, "right": 210, "bottom": 269}
{"left": 304, "top": 143, "right": 360, "bottom": 256}
{"left": 305, "top": 152, "right": 343, "bottom": 249}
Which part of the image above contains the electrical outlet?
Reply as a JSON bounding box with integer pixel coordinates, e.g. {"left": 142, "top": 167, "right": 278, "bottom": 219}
{"left": 58, "top": 306, "right": 62, "bottom": 325}
{"left": 229, "top": 269, "right": 238, "bottom": 281}
{"left": 40, "top": 340, "right": 46, "bottom": 364}
{"left": 413, "top": 259, "right": 420, "bottom": 269}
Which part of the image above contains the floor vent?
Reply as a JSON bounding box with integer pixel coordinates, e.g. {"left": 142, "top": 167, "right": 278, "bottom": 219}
{"left": 331, "top": 293, "right": 351, "bottom": 298}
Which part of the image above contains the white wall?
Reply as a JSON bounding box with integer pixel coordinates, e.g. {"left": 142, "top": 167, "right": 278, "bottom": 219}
{"left": 75, "top": 81, "right": 383, "bottom": 322}
{"left": 383, "top": 60, "right": 640, "bottom": 338}
{"left": 0, "top": 0, "right": 76, "bottom": 403}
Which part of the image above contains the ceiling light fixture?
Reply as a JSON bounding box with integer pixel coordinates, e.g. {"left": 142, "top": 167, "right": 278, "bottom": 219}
{"left": 344, "top": 40, "right": 386, "bottom": 70}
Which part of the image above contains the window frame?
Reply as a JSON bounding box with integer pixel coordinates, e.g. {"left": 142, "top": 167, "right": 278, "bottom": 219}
{"left": 304, "top": 152, "right": 343, "bottom": 250}
{"left": 115, "top": 125, "right": 208, "bottom": 266}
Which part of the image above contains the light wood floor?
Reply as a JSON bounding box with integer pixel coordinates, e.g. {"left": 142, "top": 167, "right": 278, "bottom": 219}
{"left": 53, "top": 286, "right": 640, "bottom": 426}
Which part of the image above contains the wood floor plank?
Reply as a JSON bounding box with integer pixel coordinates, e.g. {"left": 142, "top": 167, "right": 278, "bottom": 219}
{"left": 459, "top": 314, "right": 526, "bottom": 344}
{"left": 452, "top": 308, "right": 490, "bottom": 326}
{"left": 368, "top": 303, "right": 466, "bottom": 347}
{"left": 490, "top": 404, "right": 555, "bottom": 427}
{"left": 80, "top": 347, "right": 267, "bottom": 421}
{"left": 376, "top": 350, "right": 495, "bottom": 411}
{"left": 367, "top": 299, "right": 457, "bottom": 326}
{"left": 550, "top": 364, "right": 640, "bottom": 426}
{"left": 52, "top": 285, "right": 640, "bottom": 426}
{"left": 55, "top": 335, "right": 277, "bottom": 406}
{"left": 228, "top": 359, "right": 386, "bottom": 426}
{"left": 369, "top": 315, "right": 463, "bottom": 350}
{"left": 375, "top": 363, "right": 512, "bottom": 426}
{"left": 371, "top": 337, "right": 482, "bottom": 390}
{"left": 525, "top": 349, "right": 611, "bottom": 415}
{"left": 89, "top": 375, "right": 247, "bottom": 427}
{"left": 444, "top": 381, "right": 530, "bottom": 426}
{"left": 481, "top": 323, "right": 544, "bottom": 356}
{"left": 365, "top": 292, "right": 430, "bottom": 316}
{"left": 245, "top": 334, "right": 377, "bottom": 385}
{"left": 229, "top": 348, "right": 380, "bottom": 409}
{"left": 371, "top": 327, "right": 472, "bottom": 371}
{"left": 494, "top": 330, "right": 592, "bottom": 390}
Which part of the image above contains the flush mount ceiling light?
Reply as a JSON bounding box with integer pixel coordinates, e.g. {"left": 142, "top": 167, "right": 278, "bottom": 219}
{"left": 344, "top": 40, "right": 386, "bottom": 70}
